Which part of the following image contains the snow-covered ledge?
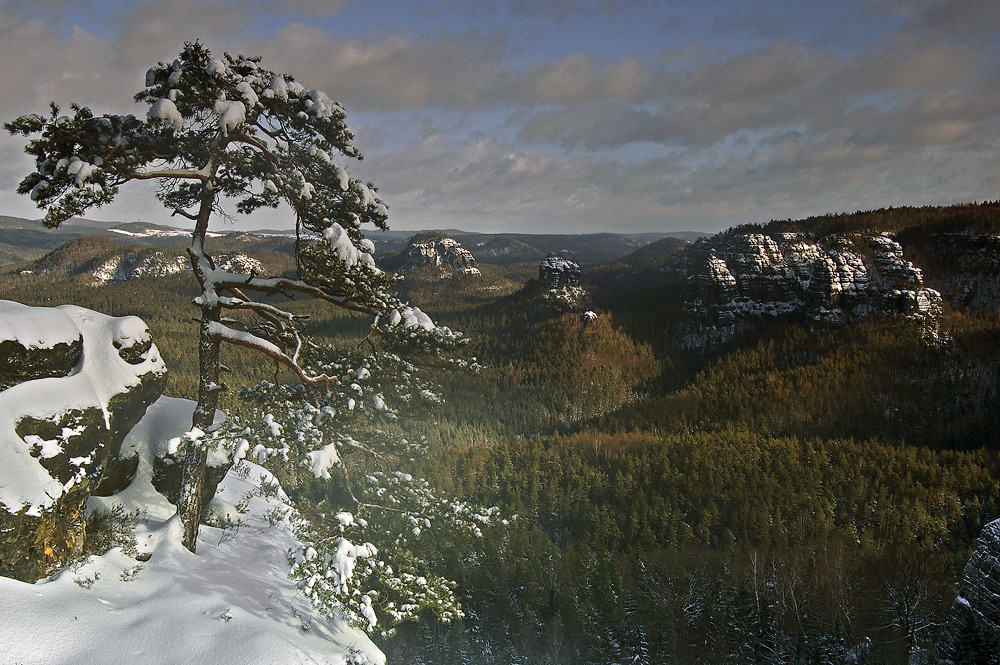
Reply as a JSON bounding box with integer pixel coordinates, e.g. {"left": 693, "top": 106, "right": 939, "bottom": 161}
{"left": 0, "top": 396, "right": 385, "bottom": 665}
{"left": 0, "top": 301, "right": 167, "bottom": 515}
{"left": 0, "top": 302, "right": 382, "bottom": 664}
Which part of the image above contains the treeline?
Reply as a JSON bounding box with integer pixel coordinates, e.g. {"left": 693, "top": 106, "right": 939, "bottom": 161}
{"left": 433, "top": 305, "right": 660, "bottom": 436}
{"left": 600, "top": 318, "right": 1000, "bottom": 450}
{"left": 759, "top": 200, "right": 1000, "bottom": 237}
{"left": 382, "top": 427, "right": 1000, "bottom": 664}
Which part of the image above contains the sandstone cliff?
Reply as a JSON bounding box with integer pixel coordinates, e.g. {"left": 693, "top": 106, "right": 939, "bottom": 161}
{"left": 665, "top": 230, "right": 944, "bottom": 348}
{"left": 0, "top": 300, "right": 167, "bottom": 581}
{"left": 538, "top": 253, "right": 588, "bottom": 311}
{"left": 386, "top": 232, "right": 481, "bottom": 277}
{"left": 938, "top": 518, "right": 1000, "bottom": 664}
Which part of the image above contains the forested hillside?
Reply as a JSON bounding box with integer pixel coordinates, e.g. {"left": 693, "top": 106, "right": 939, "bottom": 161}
{"left": 2, "top": 201, "right": 1000, "bottom": 664}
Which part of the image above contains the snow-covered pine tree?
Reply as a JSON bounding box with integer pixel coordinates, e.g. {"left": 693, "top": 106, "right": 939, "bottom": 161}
{"left": 3, "top": 41, "right": 463, "bottom": 557}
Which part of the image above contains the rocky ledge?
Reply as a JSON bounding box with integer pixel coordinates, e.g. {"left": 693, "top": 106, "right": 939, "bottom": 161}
{"left": 666, "top": 230, "right": 943, "bottom": 348}
{"left": 538, "top": 253, "right": 588, "bottom": 312}
{"left": 0, "top": 301, "right": 167, "bottom": 581}
{"left": 392, "top": 232, "right": 481, "bottom": 278}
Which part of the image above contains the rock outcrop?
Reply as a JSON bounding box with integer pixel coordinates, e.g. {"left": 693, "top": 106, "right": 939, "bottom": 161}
{"left": 0, "top": 306, "right": 82, "bottom": 391}
{"left": 392, "top": 232, "right": 481, "bottom": 277}
{"left": 666, "top": 230, "right": 943, "bottom": 348}
{"left": 538, "top": 253, "right": 588, "bottom": 311}
{"left": 88, "top": 249, "right": 188, "bottom": 283}
{"left": 88, "top": 250, "right": 264, "bottom": 284}
{"left": 0, "top": 301, "right": 167, "bottom": 581}
{"left": 938, "top": 518, "right": 1000, "bottom": 664}
{"left": 17, "top": 237, "right": 265, "bottom": 284}
{"left": 539, "top": 253, "right": 581, "bottom": 289}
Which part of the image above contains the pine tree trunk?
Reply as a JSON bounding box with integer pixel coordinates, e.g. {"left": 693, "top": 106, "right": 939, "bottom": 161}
{"left": 178, "top": 313, "right": 221, "bottom": 552}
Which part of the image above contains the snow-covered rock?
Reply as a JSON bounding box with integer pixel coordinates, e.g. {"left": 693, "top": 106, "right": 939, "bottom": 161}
{"left": 0, "top": 301, "right": 166, "bottom": 581}
{"left": 0, "top": 302, "right": 82, "bottom": 391}
{"left": 667, "top": 230, "right": 943, "bottom": 348}
{"left": 539, "top": 253, "right": 581, "bottom": 289}
{"left": 89, "top": 250, "right": 188, "bottom": 284}
{"left": 538, "top": 252, "right": 588, "bottom": 311}
{"left": 937, "top": 518, "right": 1000, "bottom": 663}
{"left": 0, "top": 395, "right": 384, "bottom": 665}
{"left": 393, "top": 233, "right": 480, "bottom": 277}
{"left": 214, "top": 252, "right": 266, "bottom": 277}
{"left": 17, "top": 238, "right": 266, "bottom": 285}
{"left": 89, "top": 251, "right": 263, "bottom": 284}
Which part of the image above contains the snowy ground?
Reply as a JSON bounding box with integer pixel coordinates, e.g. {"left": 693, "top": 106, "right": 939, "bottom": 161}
{"left": 0, "top": 396, "right": 384, "bottom": 665}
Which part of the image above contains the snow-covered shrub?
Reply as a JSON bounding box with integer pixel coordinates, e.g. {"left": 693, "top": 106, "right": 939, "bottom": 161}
{"left": 183, "top": 342, "right": 502, "bottom": 637}
{"left": 287, "top": 478, "right": 503, "bottom": 638}
{"left": 82, "top": 503, "right": 143, "bottom": 559}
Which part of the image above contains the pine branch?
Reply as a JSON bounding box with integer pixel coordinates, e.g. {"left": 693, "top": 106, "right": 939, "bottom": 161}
{"left": 207, "top": 270, "right": 381, "bottom": 317}
{"left": 205, "top": 320, "right": 339, "bottom": 388}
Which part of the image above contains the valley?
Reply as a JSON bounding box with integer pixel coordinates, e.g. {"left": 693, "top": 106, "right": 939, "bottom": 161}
{"left": 2, "top": 201, "right": 1000, "bottom": 663}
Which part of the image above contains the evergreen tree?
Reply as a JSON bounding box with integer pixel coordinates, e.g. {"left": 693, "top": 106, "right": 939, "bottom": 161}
{"left": 6, "top": 35, "right": 465, "bottom": 559}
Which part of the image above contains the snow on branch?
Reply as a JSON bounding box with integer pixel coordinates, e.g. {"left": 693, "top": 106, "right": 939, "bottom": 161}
{"left": 133, "top": 166, "right": 212, "bottom": 182}
{"left": 205, "top": 321, "right": 338, "bottom": 389}
{"left": 214, "top": 293, "right": 301, "bottom": 324}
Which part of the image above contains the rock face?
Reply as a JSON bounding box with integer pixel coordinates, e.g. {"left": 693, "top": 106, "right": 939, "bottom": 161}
{"left": 88, "top": 250, "right": 264, "bottom": 284}
{"left": 538, "top": 253, "right": 588, "bottom": 311}
{"left": 666, "top": 230, "right": 943, "bottom": 348}
{"left": 539, "top": 253, "right": 581, "bottom": 289}
{"left": 214, "top": 253, "right": 266, "bottom": 277}
{"left": 938, "top": 519, "right": 1000, "bottom": 664}
{"left": 394, "top": 233, "right": 481, "bottom": 277}
{"left": 18, "top": 237, "right": 265, "bottom": 285}
{"left": 0, "top": 301, "right": 167, "bottom": 581}
{"left": 88, "top": 249, "right": 188, "bottom": 283}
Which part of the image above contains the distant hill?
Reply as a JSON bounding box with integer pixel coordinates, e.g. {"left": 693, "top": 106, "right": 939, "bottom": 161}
{"left": 103, "top": 221, "right": 196, "bottom": 240}
{"left": 599, "top": 236, "right": 690, "bottom": 271}
{"left": 0, "top": 216, "right": 117, "bottom": 267}
{"left": 0, "top": 214, "right": 706, "bottom": 272}
{"left": 367, "top": 229, "right": 697, "bottom": 266}
{"left": 0, "top": 215, "right": 38, "bottom": 230}
{"left": 474, "top": 236, "right": 546, "bottom": 263}
{"left": 453, "top": 232, "right": 658, "bottom": 265}
{"left": 17, "top": 235, "right": 121, "bottom": 277}
{"left": 15, "top": 235, "right": 267, "bottom": 284}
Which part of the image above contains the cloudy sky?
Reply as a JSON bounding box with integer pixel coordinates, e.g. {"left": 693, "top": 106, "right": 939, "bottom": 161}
{"left": 1, "top": 0, "right": 998, "bottom": 234}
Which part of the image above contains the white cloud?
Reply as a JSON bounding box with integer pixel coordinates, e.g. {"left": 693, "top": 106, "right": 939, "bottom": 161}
{"left": 0, "top": 0, "right": 997, "bottom": 234}
{"left": 271, "top": 0, "right": 351, "bottom": 16}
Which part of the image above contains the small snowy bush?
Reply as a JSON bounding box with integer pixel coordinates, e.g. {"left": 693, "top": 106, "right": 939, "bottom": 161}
{"left": 83, "top": 503, "right": 142, "bottom": 559}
